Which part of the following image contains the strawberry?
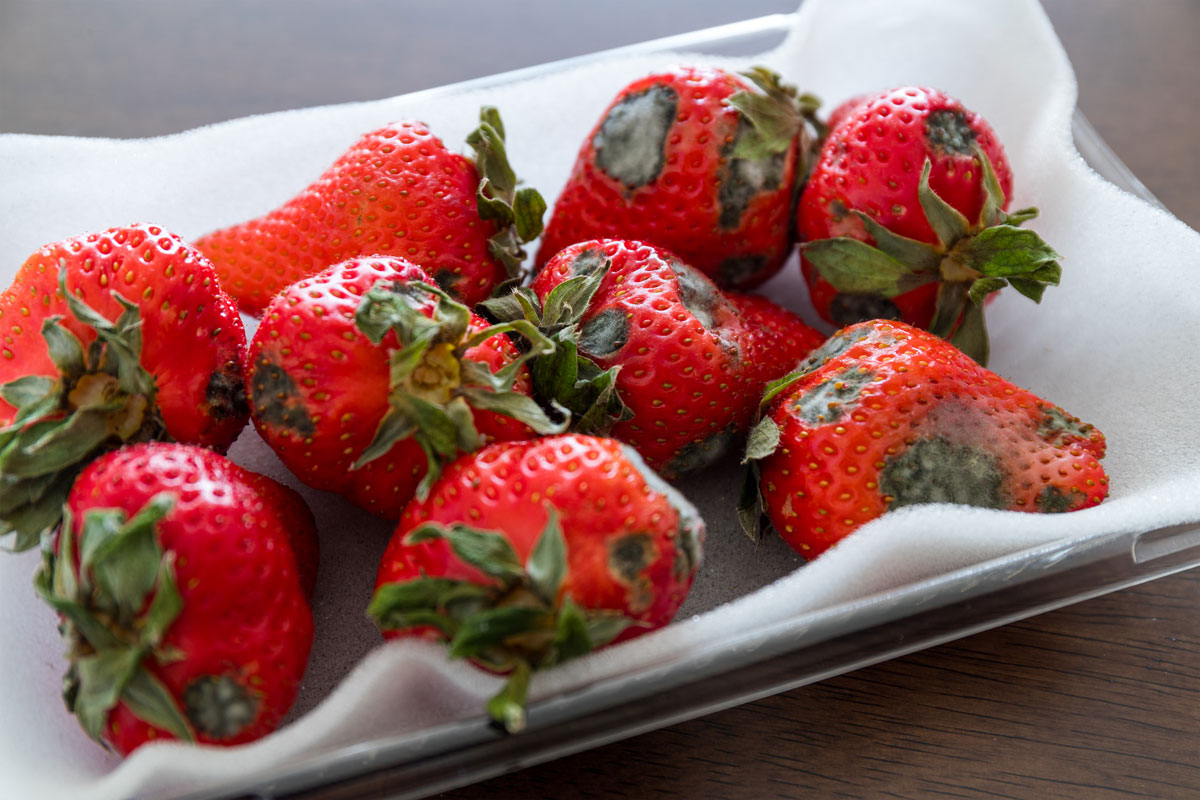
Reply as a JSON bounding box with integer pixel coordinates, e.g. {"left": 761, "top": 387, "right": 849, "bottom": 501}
{"left": 196, "top": 107, "right": 546, "bottom": 315}
{"left": 797, "top": 87, "right": 1062, "bottom": 364}
{"left": 369, "top": 433, "right": 704, "bottom": 731}
{"left": 241, "top": 472, "right": 320, "bottom": 601}
{"left": 247, "top": 255, "right": 562, "bottom": 519}
{"left": 536, "top": 66, "right": 820, "bottom": 290}
{"left": 822, "top": 93, "right": 872, "bottom": 137}
{"left": 724, "top": 291, "right": 827, "bottom": 388}
{"left": 740, "top": 320, "right": 1108, "bottom": 558}
{"left": 490, "top": 239, "right": 822, "bottom": 477}
{"left": 0, "top": 224, "right": 248, "bottom": 551}
{"left": 34, "top": 442, "right": 314, "bottom": 755}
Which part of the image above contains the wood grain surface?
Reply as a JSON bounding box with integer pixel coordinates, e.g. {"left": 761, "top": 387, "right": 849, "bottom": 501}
{"left": 2, "top": 2, "right": 1198, "bottom": 798}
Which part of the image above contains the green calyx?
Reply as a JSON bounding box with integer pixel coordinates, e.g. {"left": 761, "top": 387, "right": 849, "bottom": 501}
{"left": 737, "top": 417, "right": 777, "bottom": 545}
{"left": 801, "top": 146, "right": 1061, "bottom": 365}
{"left": 728, "top": 66, "right": 822, "bottom": 162}
{"left": 729, "top": 66, "right": 823, "bottom": 215}
{"left": 353, "top": 279, "right": 565, "bottom": 500}
{"left": 33, "top": 493, "right": 197, "bottom": 746}
{"left": 480, "top": 262, "right": 632, "bottom": 437}
{"left": 1, "top": 270, "right": 169, "bottom": 552}
{"left": 368, "top": 510, "right": 640, "bottom": 733}
{"left": 736, "top": 327, "right": 870, "bottom": 543}
{"left": 466, "top": 106, "right": 548, "bottom": 286}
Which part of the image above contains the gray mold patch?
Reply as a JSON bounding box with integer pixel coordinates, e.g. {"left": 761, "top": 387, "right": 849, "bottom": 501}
{"left": 251, "top": 356, "right": 316, "bottom": 437}
{"left": 593, "top": 84, "right": 678, "bottom": 189}
{"left": 718, "top": 255, "right": 767, "bottom": 287}
{"left": 206, "top": 365, "right": 249, "bottom": 422}
{"left": 667, "top": 258, "right": 721, "bottom": 330}
{"left": 792, "top": 326, "right": 867, "bottom": 376}
{"left": 665, "top": 425, "right": 738, "bottom": 477}
{"left": 579, "top": 307, "right": 629, "bottom": 359}
{"left": 792, "top": 366, "right": 874, "bottom": 426}
{"left": 570, "top": 247, "right": 609, "bottom": 278}
{"left": 829, "top": 292, "right": 902, "bottom": 326}
{"left": 1038, "top": 404, "right": 1096, "bottom": 445}
{"left": 718, "top": 117, "right": 786, "bottom": 229}
{"left": 925, "top": 109, "right": 978, "bottom": 156}
{"left": 881, "top": 436, "right": 1007, "bottom": 511}
{"left": 1037, "top": 485, "right": 1082, "bottom": 513}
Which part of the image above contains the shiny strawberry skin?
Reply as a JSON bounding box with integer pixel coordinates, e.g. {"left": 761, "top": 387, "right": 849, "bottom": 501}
{"left": 757, "top": 320, "right": 1108, "bottom": 558}
{"left": 822, "top": 93, "right": 872, "bottom": 137}
{"left": 533, "top": 240, "right": 760, "bottom": 476}
{"left": 241, "top": 472, "right": 320, "bottom": 601}
{"left": 376, "top": 434, "right": 703, "bottom": 643}
{"left": 0, "top": 223, "right": 248, "bottom": 448}
{"left": 63, "top": 443, "right": 314, "bottom": 754}
{"left": 247, "top": 256, "right": 534, "bottom": 518}
{"left": 537, "top": 66, "right": 798, "bottom": 289}
{"left": 724, "top": 291, "right": 826, "bottom": 388}
{"left": 196, "top": 121, "right": 506, "bottom": 315}
{"left": 798, "top": 87, "right": 1014, "bottom": 327}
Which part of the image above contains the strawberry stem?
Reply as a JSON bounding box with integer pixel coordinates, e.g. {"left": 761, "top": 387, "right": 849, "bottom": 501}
{"left": 466, "top": 106, "right": 547, "bottom": 285}
{"left": 487, "top": 659, "right": 532, "bottom": 733}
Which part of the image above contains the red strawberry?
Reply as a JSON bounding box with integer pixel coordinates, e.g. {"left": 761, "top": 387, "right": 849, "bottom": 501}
{"left": 241, "top": 472, "right": 320, "bottom": 601}
{"left": 370, "top": 433, "right": 704, "bottom": 731}
{"left": 34, "top": 442, "right": 314, "bottom": 755}
{"left": 724, "top": 291, "right": 827, "bottom": 388}
{"left": 537, "top": 66, "right": 819, "bottom": 289}
{"left": 488, "top": 240, "right": 825, "bottom": 476}
{"left": 514, "top": 240, "right": 757, "bottom": 476}
{"left": 797, "top": 87, "right": 1061, "bottom": 364}
{"left": 247, "top": 255, "right": 561, "bottom": 519}
{"left": 196, "top": 107, "right": 545, "bottom": 315}
{"left": 740, "top": 320, "right": 1108, "bottom": 558}
{"left": 0, "top": 224, "right": 248, "bottom": 551}
{"left": 822, "top": 93, "right": 872, "bottom": 137}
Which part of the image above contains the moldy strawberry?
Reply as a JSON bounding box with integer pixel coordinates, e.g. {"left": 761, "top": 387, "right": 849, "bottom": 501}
{"left": 35, "top": 443, "right": 314, "bottom": 754}
{"left": 537, "top": 66, "right": 820, "bottom": 290}
{"left": 741, "top": 320, "right": 1108, "bottom": 558}
{"left": 247, "top": 255, "right": 562, "bottom": 519}
{"left": 370, "top": 434, "right": 703, "bottom": 731}
{"left": 798, "top": 87, "right": 1061, "bottom": 364}
{"left": 491, "top": 239, "right": 821, "bottom": 478}
{"left": 0, "top": 224, "right": 248, "bottom": 551}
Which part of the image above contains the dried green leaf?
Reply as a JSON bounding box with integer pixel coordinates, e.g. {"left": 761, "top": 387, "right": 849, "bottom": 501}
{"left": 526, "top": 509, "right": 567, "bottom": 604}
{"left": 448, "top": 606, "right": 548, "bottom": 659}
{"left": 120, "top": 667, "right": 194, "bottom": 742}
{"left": 916, "top": 159, "right": 970, "bottom": 249}
{"left": 743, "top": 417, "right": 781, "bottom": 463}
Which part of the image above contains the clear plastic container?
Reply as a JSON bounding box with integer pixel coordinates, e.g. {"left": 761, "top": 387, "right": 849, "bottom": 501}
{"left": 182, "top": 14, "right": 1193, "bottom": 800}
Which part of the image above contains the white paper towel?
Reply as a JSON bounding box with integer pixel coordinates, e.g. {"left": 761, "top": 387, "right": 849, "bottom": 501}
{"left": 2, "top": 1, "right": 1199, "bottom": 798}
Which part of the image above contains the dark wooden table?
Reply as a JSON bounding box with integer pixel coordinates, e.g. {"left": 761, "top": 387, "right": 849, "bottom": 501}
{"left": 3, "top": 2, "right": 1198, "bottom": 798}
